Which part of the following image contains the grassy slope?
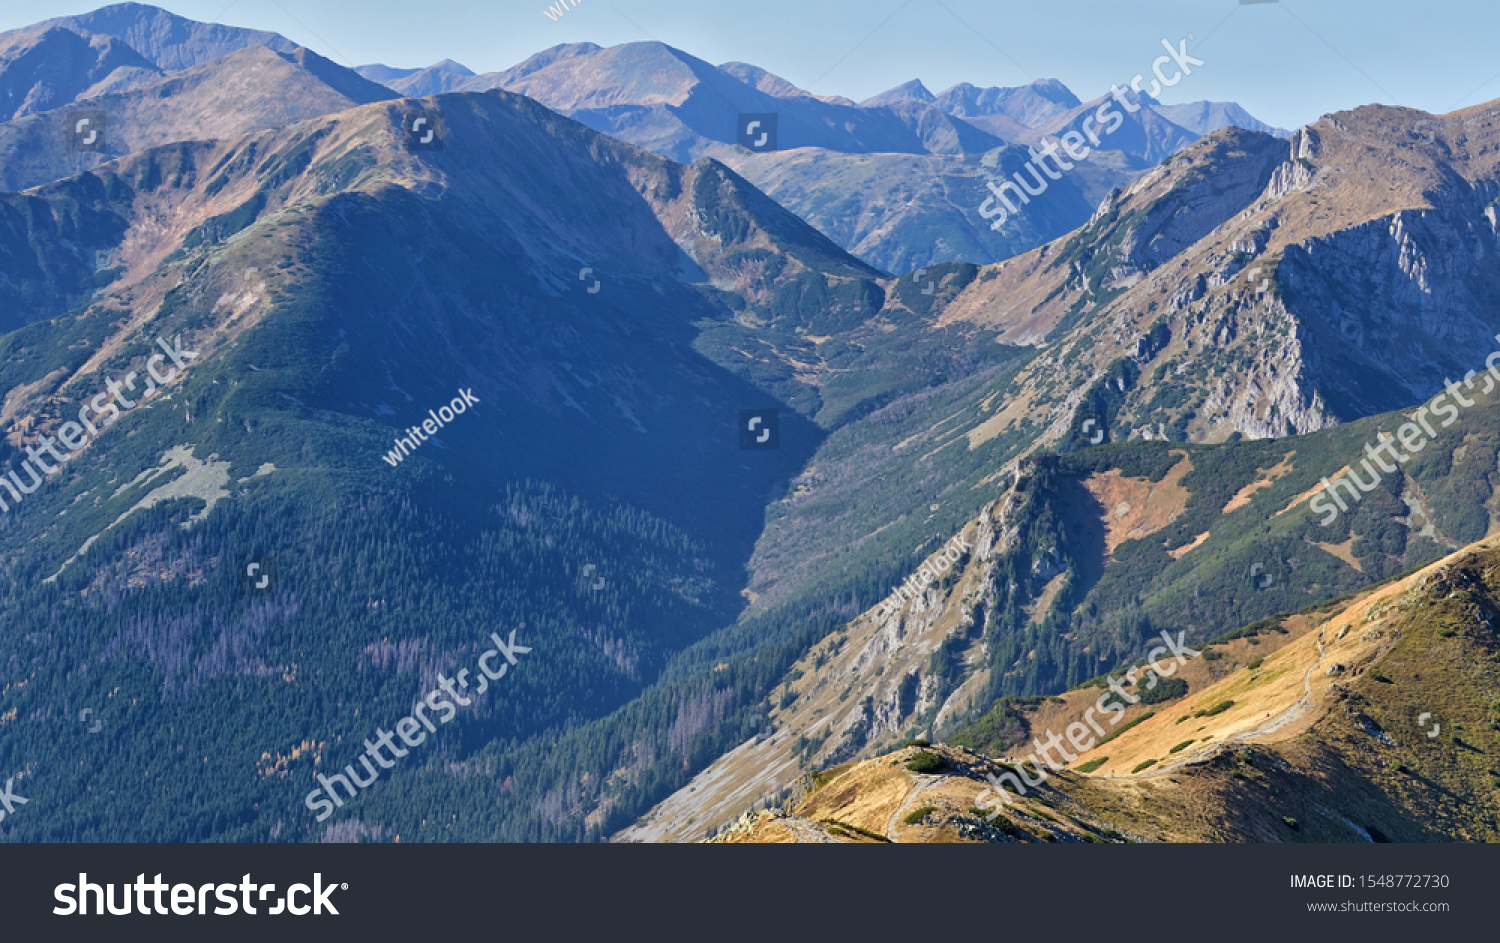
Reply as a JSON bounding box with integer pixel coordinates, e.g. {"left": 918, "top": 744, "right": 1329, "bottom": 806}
{"left": 715, "top": 538, "right": 1500, "bottom": 843}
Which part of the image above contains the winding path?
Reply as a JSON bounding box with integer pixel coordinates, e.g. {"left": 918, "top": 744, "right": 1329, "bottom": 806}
{"left": 1112, "top": 633, "right": 1328, "bottom": 781}
{"left": 884, "top": 774, "right": 947, "bottom": 842}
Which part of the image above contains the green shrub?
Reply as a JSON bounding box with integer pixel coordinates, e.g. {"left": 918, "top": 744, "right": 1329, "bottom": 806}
{"left": 906, "top": 751, "right": 946, "bottom": 774}
{"left": 904, "top": 738, "right": 930, "bottom": 748}
{"left": 1074, "top": 757, "right": 1108, "bottom": 773}
{"left": 904, "top": 806, "right": 938, "bottom": 825}
{"left": 1137, "top": 677, "right": 1189, "bottom": 704}
{"left": 1131, "top": 759, "right": 1158, "bottom": 773}
{"left": 1194, "top": 700, "right": 1235, "bottom": 718}
{"left": 1247, "top": 657, "right": 1264, "bottom": 671}
{"left": 821, "top": 819, "right": 891, "bottom": 843}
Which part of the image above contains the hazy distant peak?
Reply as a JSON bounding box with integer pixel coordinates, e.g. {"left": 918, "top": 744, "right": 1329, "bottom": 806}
{"left": 354, "top": 63, "right": 421, "bottom": 83}
{"left": 860, "top": 78, "right": 935, "bottom": 108}
{"left": 933, "top": 78, "right": 1079, "bottom": 125}
{"left": 1151, "top": 99, "right": 1291, "bottom": 138}
{"left": 486, "top": 41, "right": 758, "bottom": 111}
{"left": 356, "top": 59, "right": 474, "bottom": 85}
{"left": 465, "top": 41, "right": 603, "bottom": 91}
{"left": 426, "top": 58, "right": 474, "bottom": 76}
{"left": 511, "top": 41, "right": 602, "bottom": 69}
{"left": 1027, "top": 77, "right": 1080, "bottom": 106}
{"left": 27, "top": 1, "right": 298, "bottom": 70}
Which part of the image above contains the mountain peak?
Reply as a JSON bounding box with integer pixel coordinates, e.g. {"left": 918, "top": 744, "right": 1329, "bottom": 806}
{"left": 931, "top": 78, "right": 1078, "bottom": 127}
{"left": 860, "top": 78, "right": 935, "bottom": 108}
{"left": 355, "top": 56, "right": 477, "bottom": 96}
{"left": 1028, "top": 76, "right": 1080, "bottom": 106}
{"left": 27, "top": 1, "right": 297, "bottom": 70}
{"left": 428, "top": 58, "right": 474, "bottom": 75}
{"left": 490, "top": 41, "right": 757, "bottom": 115}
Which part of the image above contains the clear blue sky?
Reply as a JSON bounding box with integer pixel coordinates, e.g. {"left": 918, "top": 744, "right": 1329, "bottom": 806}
{"left": 1, "top": 0, "right": 1495, "bottom": 129}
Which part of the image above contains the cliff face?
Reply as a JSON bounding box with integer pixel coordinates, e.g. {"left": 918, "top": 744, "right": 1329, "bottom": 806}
{"left": 624, "top": 371, "right": 1500, "bottom": 841}
{"left": 936, "top": 106, "right": 1500, "bottom": 452}
{"left": 616, "top": 479, "right": 1027, "bottom": 843}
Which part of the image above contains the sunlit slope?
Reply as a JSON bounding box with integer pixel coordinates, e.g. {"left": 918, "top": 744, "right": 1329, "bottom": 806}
{"left": 709, "top": 535, "right": 1500, "bottom": 842}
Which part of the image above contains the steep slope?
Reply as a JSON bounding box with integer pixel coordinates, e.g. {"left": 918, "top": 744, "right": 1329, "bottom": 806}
{"left": 717, "top": 62, "right": 811, "bottom": 100}
{"left": 675, "top": 532, "right": 1500, "bottom": 843}
{"left": 619, "top": 370, "right": 1500, "bottom": 840}
{"left": 0, "top": 86, "right": 934, "bottom": 842}
{"left": 607, "top": 95, "right": 1500, "bottom": 840}
{"left": 925, "top": 99, "right": 1500, "bottom": 456}
{"left": 0, "top": 44, "right": 398, "bottom": 193}
{"left": 478, "top": 41, "right": 600, "bottom": 88}
{"left": 0, "top": 24, "right": 161, "bottom": 119}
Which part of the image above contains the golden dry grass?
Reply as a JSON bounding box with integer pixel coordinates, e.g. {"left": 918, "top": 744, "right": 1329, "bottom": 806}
{"left": 1075, "top": 543, "right": 1487, "bottom": 777}
{"left": 1083, "top": 451, "right": 1193, "bottom": 555}
{"left": 1310, "top": 537, "right": 1363, "bottom": 571}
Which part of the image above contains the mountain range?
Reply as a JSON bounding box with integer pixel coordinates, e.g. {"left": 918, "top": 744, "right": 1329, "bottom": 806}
{"left": 352, "top": 40, "right": 1287, "bottom": 272}
{"left": 0, "top": 3, "right": 1494, "bottom": 847}
{"left": 0, "top": 3, "right": 1285, "bottom": 273}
